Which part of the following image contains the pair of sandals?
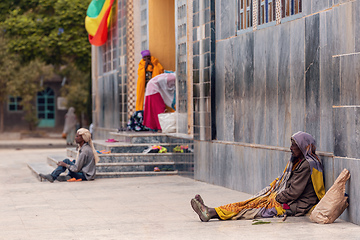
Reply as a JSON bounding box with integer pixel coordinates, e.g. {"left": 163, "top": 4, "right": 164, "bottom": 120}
{"left": 190, "top": 195, "right": 211, "bottom": 222}
{"left": 67, "top": 178, "right": 82, "bottom": 182}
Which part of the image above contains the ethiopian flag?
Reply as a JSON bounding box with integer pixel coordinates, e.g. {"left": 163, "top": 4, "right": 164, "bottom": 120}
{"left": 85, "top": 0, "right": 115, "bottom": 46}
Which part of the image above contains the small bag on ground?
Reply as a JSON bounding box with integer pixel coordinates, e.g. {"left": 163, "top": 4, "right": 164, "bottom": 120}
{"left": 309, "top": 168, "right": 350, "bottom": 224}
{"left": 158, "top": 112, "right": 176, "bottom": 133}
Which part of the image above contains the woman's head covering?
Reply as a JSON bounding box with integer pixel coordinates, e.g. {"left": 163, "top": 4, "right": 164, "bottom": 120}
{"left": 76, "top": 128, "right": 100, "bottom": 164}
{"left": 291, "top": 131, "right": 325, "bottom": 200}
{"left": 291, "top": 131, "right": 319, "bottom": 162}
{"left": 145, "top": 73, "right": 176, "bottom": 107}
{"left": 141, "top": 50, "right": 151, "bottom": 58}
{"left": 67, "top": 107, "right": 75, "bottom": 115}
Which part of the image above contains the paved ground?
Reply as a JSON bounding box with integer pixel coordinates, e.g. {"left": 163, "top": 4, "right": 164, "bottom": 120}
{"left": 1, "top": 141, "right": 360, "bottom": 239}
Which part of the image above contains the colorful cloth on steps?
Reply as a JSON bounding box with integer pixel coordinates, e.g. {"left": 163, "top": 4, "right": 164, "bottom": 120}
{"left": 97, "top": 150, "right": 111, "bottom": 154}
{"left": 143, "top": 145, "right": 167, "bottom": 153}
{"left": 173, "top": 145, "right": 189, "bottom": 153}
{"left": 215, "top": 131, "right": 325, "bottom": 220}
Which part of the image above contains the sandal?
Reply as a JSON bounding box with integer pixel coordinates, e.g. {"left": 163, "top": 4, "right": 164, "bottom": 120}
{"left": 67, "top": 178, "right": 82, "bottom": 182}
{"left": 190, "top": 198, "right": 211, "bottom": 222}
{"left": 195, "top": 194, "right": 205, "bottom": 205}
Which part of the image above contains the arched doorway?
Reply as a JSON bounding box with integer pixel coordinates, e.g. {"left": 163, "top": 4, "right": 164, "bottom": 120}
{"left": 37, "top": 87, "right": 55, "bottom": 127}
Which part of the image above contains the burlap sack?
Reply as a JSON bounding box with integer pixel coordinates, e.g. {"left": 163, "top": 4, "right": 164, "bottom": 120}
{"left": 309, "top": 168, "right": 350, "bottom": 224}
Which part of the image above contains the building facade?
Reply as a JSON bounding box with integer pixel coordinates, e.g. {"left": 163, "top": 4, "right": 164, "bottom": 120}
{"left": 91, "top": 0, "right": 360, "bottom": 225}
{"left": 2, "top": 77, "right": 67, "bottom": 133}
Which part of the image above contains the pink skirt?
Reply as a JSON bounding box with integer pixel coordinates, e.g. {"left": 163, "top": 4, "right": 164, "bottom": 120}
{"left": 143, "top": 93, "right": 166, "bottom": 130}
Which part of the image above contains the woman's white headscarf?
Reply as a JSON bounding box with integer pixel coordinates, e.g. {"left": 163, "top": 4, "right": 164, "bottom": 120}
{"left": 145, "top": 73, "right": 176, "bottom": 107}
{"left": 76, "top": 128, "right": 100, "bottom": 164}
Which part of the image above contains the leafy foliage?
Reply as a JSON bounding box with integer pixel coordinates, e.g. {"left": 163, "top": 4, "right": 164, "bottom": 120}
{"left": 7, "top": 59, "right": 54, "bottom": 130}
{"left": 0, "top": 36, "right": 20, "bottom": 132}
{"left": 60, "top": 63, "right": 90, "bottom": 124}
{"left": 0, "top": 0, "right": 93, "bottom": 130}
{"left": 1, "top": 0, "right": 92, "bottom": 72}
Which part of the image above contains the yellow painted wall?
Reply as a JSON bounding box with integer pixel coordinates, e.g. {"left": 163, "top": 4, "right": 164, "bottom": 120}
{"left": 148, "top": 0, "right": 176, "bottom": 71}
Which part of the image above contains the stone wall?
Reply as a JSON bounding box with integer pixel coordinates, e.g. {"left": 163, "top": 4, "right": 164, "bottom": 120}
{"left": 193, "top": 0, "right": 360, "bottom": 225}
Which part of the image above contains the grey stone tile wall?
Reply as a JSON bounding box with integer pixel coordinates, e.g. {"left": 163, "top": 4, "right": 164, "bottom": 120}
{"left": 192, "top": 0, "right": 215, "bottom": 141}
{"left": 177, "top": 0, "right": 188, "bottom": 134}
{"left": 193, "top": 0, "right": 360, "bottom": 226}
{"left": 333, "top": 106, "right": 360, "bottom": 159}
{"left": 212, "top": 1, "right": 360, "bottom": 153}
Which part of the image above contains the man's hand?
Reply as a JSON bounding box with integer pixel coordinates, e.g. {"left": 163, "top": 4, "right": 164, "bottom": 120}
{"left": 57, "top": 161, "right": 67, "bottom": 167}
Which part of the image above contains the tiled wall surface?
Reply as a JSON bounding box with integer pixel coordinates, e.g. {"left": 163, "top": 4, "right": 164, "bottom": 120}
{"left": 193, "top": 0, "right": 360, "bottom": 225}
{"left": 94, "top": 0, "right": 129, "bottom": 137}
{"left": 214, "top": 1, "right": 360, "bottom": 152}
{"left": 177, "top": 0, "right": 188, "bottom": 134}
{"left": 192, "top": 0, "right": 215, "bottom": 141}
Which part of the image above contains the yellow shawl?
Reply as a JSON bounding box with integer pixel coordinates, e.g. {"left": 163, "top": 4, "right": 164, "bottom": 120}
{"left": 136, "top": 56, "right": 164, "bottom": 111}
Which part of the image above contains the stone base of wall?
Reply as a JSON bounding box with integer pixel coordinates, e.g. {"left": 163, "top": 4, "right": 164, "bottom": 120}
{"left": 194, "top": 140, "right": 359, "bottom": 225}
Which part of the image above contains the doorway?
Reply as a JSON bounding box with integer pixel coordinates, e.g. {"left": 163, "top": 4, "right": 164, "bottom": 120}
{"left": 37, "top": 87, "right": 55, "bottom": 127}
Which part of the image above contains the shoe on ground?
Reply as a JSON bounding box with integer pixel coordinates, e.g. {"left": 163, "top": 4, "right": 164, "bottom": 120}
{"left": 57, "top": 175, "right": 72, "bottom": 182}
{"left": 39, "top": 173, "right": 54, "bottom": 183}
{"left": 67, "top": 178, "right": 82, "bottom": 182}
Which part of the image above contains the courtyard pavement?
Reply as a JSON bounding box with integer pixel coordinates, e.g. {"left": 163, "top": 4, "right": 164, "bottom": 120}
{"left": 1, "top": 139, "right": 360, "bottom": 239}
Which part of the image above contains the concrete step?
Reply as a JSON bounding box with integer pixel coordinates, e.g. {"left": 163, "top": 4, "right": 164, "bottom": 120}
{"left": 109, "top": 132, "right": 193, "bottom": 144}
{"left": 95, "top": 171, "right": 179, "bottom": 178}
{"left": 27, "top": 162, "right": 66, "bottom": 182}
{"left": 65, "top": 148, "right": 193, "bottom": 164}
{"left": 27, "top": 156, "right": 179, "bottom": 180}
{"left": 47, "top": 155, "right": 178, "bottom": 172}
{"left": 93, "top": 140, "right": 193, "bottom": 153}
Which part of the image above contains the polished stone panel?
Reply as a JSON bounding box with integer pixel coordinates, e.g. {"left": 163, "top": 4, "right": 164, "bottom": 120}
{"left": 333, "top": 107, "right": 360, "bottom": 159}
{"left": 215, "top": 41, "right": 226, "bottom": 141}
{"left": 253, "top": 29, "right": 267, "bottom": 145}
{"left": 224, "top": 39, "right": 235, "bottom": 142}
{"left": 234, "top": 34, "right": 246, "bottom": 143}
{"left": 216, "top": 0, "right": 236, "bottom": 40}
{"left": 305, "top": 13, "right": 321, "bottom": 142}
{"left": 319, "top": 11, "right": 334, "bottom": 152}
{"left": 289, "top": 18, "right": 306, "bottom": 136}
{"left": 340, "top": 54, "right": 357, "bottom": 105}
{"left": 265, "top": 26, "right": 279, "bottom": 146}
{"left": 243, "top": 34, "right": 255, "bottom": 144}
{"left": 278, "top": 24, "right": 291, "bottom": 147}
{"left": 312, "top": 0, "right": 331, "bottom": 13}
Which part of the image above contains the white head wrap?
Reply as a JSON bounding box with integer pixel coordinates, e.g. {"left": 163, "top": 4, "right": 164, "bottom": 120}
{"left": 76, "top": 128, "right": 100, "bottom": 164}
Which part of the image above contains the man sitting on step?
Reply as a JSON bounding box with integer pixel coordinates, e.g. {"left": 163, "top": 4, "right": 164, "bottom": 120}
{"left": 39, "top": 128, "right": 99, "bottom": 182}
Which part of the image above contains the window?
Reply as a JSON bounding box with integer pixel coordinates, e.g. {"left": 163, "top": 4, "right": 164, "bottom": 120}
{"left": 8, "top": 96, "right": 23, "bottom": 111}
{"left": 258, "top": 0, "right": 276, "bottom": 25}
{"left": 237, "top": 0, "right": 253, "bottom": 31}
{"left": 237, "top": 0, "right": 302, "bottom": 31}
{"left": 282, "top": 0, "right": 302, "bottom": 18}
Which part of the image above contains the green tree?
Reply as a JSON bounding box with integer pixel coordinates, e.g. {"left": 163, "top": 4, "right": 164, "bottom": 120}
{"left": 1, "top": 0, "right": 92, "bottom": 72}
{"left": 0, "top": 36, "right": 19, "bottom": 132}
{"left": 7, "top": 59, "right": 54, "bottom": 130}
{"left": 1, "top": 0, "right": 93, "bottom": 128}
{"left": 59, "top": 63, "right": 90, "bottom": 127}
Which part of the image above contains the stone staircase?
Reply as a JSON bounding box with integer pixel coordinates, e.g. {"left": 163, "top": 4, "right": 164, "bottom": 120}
{"left": 28, "top": 131, "right": 194, "bottom": 181}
